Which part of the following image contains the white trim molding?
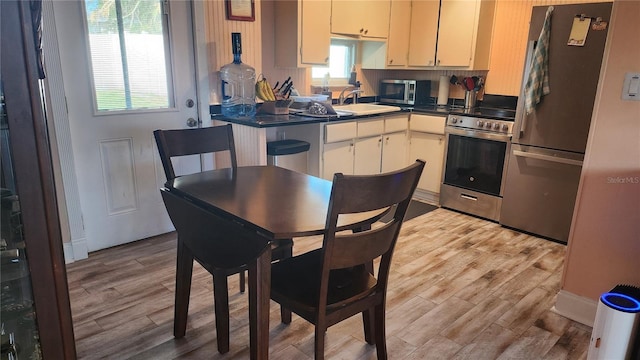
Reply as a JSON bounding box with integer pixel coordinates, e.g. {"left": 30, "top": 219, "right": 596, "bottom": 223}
{"left": 553, "top": 289, "right": 598, "bottom": 327}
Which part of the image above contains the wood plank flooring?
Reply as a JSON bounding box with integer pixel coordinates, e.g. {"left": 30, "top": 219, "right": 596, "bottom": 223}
{"left": 66, "top": 207, "right": 592, "bottom": 359}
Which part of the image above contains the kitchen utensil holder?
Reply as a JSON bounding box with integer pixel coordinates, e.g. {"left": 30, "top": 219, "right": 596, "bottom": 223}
{"left": 464, "top": 90, "right": 477, "bottom": 109}
{"left": 259, "top": 99, "right": 294, "bottom": 115}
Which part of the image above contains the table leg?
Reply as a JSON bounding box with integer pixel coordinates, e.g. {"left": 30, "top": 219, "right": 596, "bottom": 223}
{"left": 174, "top": 238, "right": 193, "bottom": 338}
{"left": 248, "top": 246, "right": 271, "bottom": 360}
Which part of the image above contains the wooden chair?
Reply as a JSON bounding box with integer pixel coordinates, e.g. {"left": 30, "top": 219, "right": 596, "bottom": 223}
{"left": 270, "top": 160, "right": 425, "bottom": 359}
{"left": 154, "top": 125, "right": 293, "bottom": 353}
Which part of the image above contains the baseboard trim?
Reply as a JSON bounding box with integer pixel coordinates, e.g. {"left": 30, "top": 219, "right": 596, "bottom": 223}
{"left": 553, "top": 289, "right": 598, "bottom": 327}
{"left": 66, "top": 237, "right": 89, "bottom": 263}
{"left": 413, "top": 188, "right": 440, "bottom": 206}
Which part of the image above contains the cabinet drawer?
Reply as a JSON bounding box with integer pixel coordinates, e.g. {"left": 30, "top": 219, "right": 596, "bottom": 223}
{"left": 357, "top": 119, "right": 384, "bottom": 137}
{"left": 325, "top": 121, "right": 357, "bottom": 143}
{"left": 410, "top": 114, "right": 446, "bottom": 134}
{"left": 385, "top": 115, "right": 409, "bottom": 133}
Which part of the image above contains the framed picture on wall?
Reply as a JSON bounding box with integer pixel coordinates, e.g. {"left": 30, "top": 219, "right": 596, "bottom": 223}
{"left": 225, "top": 0, "right": 255, "bottom": 21}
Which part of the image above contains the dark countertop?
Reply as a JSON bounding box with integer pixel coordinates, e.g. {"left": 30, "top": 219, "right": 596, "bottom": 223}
{"left": 210, "top": 94, "right": 517, "bottom": 128}
{"left": 211, "top": 105, "right": 442, "bottom": 129}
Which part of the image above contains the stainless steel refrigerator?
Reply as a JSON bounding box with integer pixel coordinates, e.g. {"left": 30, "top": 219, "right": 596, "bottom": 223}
{"left": 500, "top": 2, "right": 613, "bottom": 243}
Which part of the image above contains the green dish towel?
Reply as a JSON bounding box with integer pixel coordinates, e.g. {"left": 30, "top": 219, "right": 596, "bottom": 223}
{"left": 525, "top": 6, "right": 554, "bottom": 115}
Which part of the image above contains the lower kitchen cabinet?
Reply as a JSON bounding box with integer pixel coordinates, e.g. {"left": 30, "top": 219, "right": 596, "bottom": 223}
{"left": 381, "top": 131, "right": 409, "bottom": 173}
{"left": 323, "top": 140, "right": 355, "bottom": 178}
{"left": 409, "top": 114, "right": 446, "bottom": 200}
{"left": 354, "top": 135, "right": 383, "bottom": 175}
{"left": 410, "top": 132, "right": 445, "bottom": 193}
{"left": 321, "top": 114, "right": 409, "bottom": 179}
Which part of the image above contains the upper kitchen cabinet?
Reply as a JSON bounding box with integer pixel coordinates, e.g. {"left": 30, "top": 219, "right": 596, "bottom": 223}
{"left": 364, "top": 0, "right": 496, "bottom": 70}
{"left": 275, "top": 0, "right": 331, "bottom": 67}
{"left": 386, "top": 0, "right": 412, "bottom": 67}
{"left": 331, "top": 0, "right": 391, "bottom": 39}
{"left": 411, "top": 0, "right": 496, "bottom": 68}
{"left": 406, "top": 0, "right": 440, "bottom": 67}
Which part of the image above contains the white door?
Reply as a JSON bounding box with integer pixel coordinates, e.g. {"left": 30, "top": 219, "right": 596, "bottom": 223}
{"left": 53, "top": 0, "right": 201, "bottom": 251}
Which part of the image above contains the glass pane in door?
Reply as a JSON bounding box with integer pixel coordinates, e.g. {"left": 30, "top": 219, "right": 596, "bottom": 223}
{"left": 84, "top": 0, "right": 174, "bottom": 111}
{"left": 0, "top": 84, "right": 42, "bottom": 360}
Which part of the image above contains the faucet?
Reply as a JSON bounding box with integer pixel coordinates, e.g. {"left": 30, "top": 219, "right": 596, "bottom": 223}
{"left": 338, "top": 83, "right": 363, "bottom": 105}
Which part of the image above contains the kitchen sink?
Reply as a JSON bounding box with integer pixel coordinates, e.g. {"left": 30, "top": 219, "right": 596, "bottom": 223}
{"left": 333, "top": 103, "right": 401, "bottom": 116}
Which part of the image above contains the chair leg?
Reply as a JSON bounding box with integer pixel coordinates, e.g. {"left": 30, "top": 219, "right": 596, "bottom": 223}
{"left": 239, "top": 271, "right": 246, "bottom": 293}
{"left": 314, "top": 326, "right": 326, "bottom": 360}
{"left": 280, "top": 305, "right": 292, "bottom": 324}
{"left": 212, "top": 274, "right": 230, "bottom": 354}
{"left": 374, "top": 304, "right": 388, "bottom": 360}
{"left": 174, "top": 239, "right": 193, "bottom": 338}
{"left": 362, "top": 309, "right": 375, "bottom": 345}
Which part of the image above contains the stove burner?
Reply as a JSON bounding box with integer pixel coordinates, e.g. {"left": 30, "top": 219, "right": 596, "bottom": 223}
{"left": 449, "top": 107, "right": 516, "bottom": 121}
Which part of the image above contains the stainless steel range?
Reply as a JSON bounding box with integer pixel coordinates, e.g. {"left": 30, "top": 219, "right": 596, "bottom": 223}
{"left": 440, "top": 107, "right": 515, "bottom": 221}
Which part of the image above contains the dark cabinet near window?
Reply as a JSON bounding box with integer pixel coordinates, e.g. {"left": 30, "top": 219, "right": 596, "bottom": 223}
{"left": 1, "top": 1, "right": 76, "bottom": 359}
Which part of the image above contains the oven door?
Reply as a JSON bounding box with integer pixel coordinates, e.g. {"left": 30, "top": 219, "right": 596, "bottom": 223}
{"left": 443, "top": 127, "right": 511, "bottom": 197}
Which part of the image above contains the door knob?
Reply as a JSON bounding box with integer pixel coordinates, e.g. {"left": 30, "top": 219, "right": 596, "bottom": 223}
{"left": 186, "top": 118, "right": 199, "bottom": 127}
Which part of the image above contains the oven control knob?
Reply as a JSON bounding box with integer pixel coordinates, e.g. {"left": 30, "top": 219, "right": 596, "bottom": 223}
{"left": 493, "top": 123, "right": 500, "bottom": 130}
{"left": 502, "top": 124, "right": 509, "bottom": 131}
{"left": 477, "top": 120, "right": 483, "bottom": 127}
{"left": 485, "top": 122, "right": 492, "bottom": 129}
{"left": 451, "top": 117, "right": 458, "bottom": 124}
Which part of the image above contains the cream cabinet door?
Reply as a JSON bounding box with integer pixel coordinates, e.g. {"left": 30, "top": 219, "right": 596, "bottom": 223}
{"left": 275, "top": 0, "right": 330, "bottom": 67}
{"left": 331, "top": 0, "right": 390, "bottom": 38}
{"left": 322, "top": 140, "right": 354, "bottom": 180}
{"left": 301, "top": 0, "right": 331, "bottom": 64}
{"left": 381, "top": 132, "right": 409, "bottom": 173}
{"left": 436, "top": 0, "right": 478, "bottom": 67}
{"left": 363, "top": 0, "right": 391, "bottom": 38}
{"left": 408, "top": 0, "right": 439, "bottom": 66}
{"left": 331, "top": 1, "right": 363, "bottom": 36}
{"left": 387, "top": 0, "right": 411, "bottom": 66}
{"left": 354, "top": 136, "right": 383, "bottom": 175}
{"left": 409, "top": 132, "right": 446, "bottom": 193}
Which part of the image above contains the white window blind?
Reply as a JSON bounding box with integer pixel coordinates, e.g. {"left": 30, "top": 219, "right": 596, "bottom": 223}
{"left": 84, "top": 0, "right": 173, "bottom": 112}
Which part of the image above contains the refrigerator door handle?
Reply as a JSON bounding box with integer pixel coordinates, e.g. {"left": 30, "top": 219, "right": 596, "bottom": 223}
{"left": 513, "top": 149, "right": 584, "bottom": 166}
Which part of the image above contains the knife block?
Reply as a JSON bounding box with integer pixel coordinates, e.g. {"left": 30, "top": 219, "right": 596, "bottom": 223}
{"left": 259, "top": 99, "right": 293, "bottom": 115}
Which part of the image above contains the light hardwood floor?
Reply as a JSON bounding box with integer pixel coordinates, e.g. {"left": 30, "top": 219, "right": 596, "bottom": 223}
{"left": 66, "top": 207, "right": 592, "bottom": 359}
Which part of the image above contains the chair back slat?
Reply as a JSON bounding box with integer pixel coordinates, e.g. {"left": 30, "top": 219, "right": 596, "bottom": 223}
{"left": 161, "top": 188, "right": 268, "bottom": 269}
{"left": 154, "top": 125, "right": 237, "bottom": 180}
{"left": 328, "top": 221, "right": 400, "bottom": 270}
{"left": 321, "top": 160, "right": 425, "bottom": 283}
{"left": 329, "top": 166, "right": 422, "bottom": 215}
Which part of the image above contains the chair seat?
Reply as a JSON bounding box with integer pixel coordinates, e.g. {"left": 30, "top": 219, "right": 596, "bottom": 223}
{"left": 271, "top": 249, "right": 377, "bottom": 314}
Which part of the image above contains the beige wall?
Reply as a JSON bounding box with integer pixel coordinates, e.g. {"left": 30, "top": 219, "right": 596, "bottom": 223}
{"left": 486, "top": 0, "right": 607, "bottom": 96}
{"left": 561, "top": 0, "right": 640, "bottom": 300}
{"left": 204, "top": 0, "right": 265, "bottom": 104}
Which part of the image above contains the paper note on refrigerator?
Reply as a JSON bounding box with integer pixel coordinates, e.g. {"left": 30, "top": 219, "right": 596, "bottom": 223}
{"left": 568, "top": 17, "right": 590, "bottom": 46}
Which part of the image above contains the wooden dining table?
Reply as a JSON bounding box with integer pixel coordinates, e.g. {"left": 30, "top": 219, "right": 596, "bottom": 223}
{"left": 164, "top": 165, "right": 387, "bottom": 359}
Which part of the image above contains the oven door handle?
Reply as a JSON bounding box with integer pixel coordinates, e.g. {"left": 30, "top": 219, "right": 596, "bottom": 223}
{"left": 513, "top": 149, "right": 583, "bottom": 166}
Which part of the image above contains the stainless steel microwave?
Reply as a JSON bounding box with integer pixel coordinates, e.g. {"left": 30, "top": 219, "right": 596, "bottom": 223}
{"left": 379, "top": 80, "right": 431, "bottom": 106}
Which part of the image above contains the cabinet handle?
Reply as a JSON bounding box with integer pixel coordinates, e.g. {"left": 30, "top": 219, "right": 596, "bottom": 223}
{"left": 360, "top": 28, "right": 364, "bottom": 33}
{"left": 364, "top": 29, "right": 368, "bottom": 35}
{"left": 389, "top": 59, "right": 393, "bottom": 64}
{"left": 437, "top": 59, "right": 441, "bottom": 66}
